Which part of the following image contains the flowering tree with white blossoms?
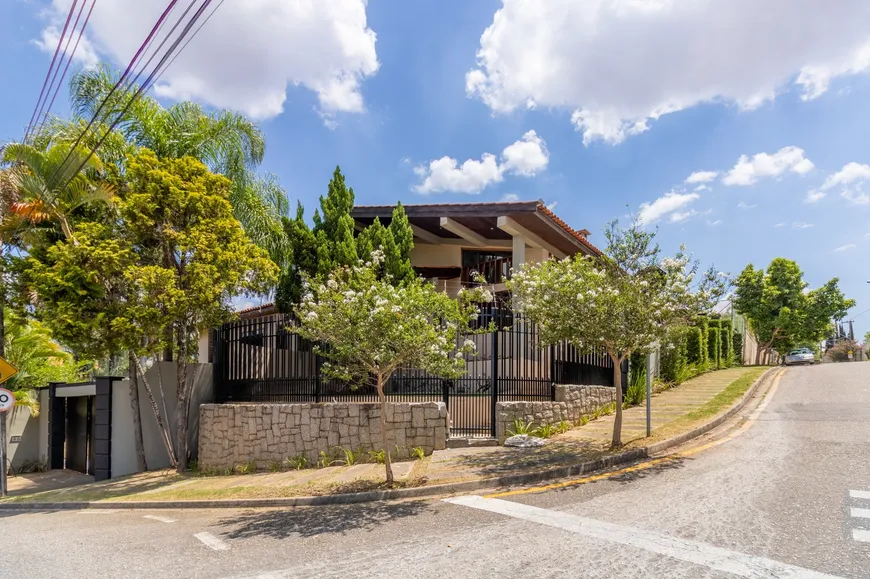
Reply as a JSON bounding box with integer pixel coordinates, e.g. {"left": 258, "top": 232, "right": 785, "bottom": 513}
{"left": 294, "top": 250, "right": 492, "bottom": 484}
{"left": 509, "top": 220, "right": 726, "bottom": 447}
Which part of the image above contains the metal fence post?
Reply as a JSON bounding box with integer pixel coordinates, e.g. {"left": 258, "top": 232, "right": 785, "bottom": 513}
{"left": 490, "top": 326, "right": 499, "bottom": 438}
{"left": 315, "top": 354, "right": 323, "bottom": 403}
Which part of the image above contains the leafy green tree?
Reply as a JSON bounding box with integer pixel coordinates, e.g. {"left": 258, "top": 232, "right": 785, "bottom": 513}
{"left": 122, "top": 150, "right": 278, "bottom": 471}
{"left": 276, "top": 167, "right": 415, "bottom": 310}
{"left": 294, "top": 251, "right": 490, "bottom": 483}
{"left": 1, "top": 143, "right": 114, "bottom": 244}
{"left": 34, "top": 66, "right": 290, "bottom": 267}
{"left": 734, "top": 259, "right": 853, "bottom": 363}
{"left": 509, "top": 219, "right": 726, "bottom": 447}
{"left": 3, "top": 313, "right": 86, "bottom": 391}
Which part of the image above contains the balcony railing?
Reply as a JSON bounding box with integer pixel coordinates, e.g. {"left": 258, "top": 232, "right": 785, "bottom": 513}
{"left": 462, "top": 255, "right": 512, "bottom": 285}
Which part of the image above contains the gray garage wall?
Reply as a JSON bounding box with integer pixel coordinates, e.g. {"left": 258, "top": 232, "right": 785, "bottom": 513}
{"left": 111, "top": 362, "right": 213, "bottom": 478}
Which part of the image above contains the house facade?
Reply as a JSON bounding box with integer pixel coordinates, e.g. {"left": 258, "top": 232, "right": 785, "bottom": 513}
{"left": 351, "top": 200, "right": 601, "bottom": 297}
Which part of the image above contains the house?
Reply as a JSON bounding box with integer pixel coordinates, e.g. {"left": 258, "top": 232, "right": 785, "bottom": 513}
{"left": 352, "top": 200, "right": 601, "bottom": 297}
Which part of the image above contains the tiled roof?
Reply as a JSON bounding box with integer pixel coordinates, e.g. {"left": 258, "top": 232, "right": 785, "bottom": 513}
{"left": 237, "top": 302, "right": 278, "bottom": 319}
{"left": 536, "top": 204, "right": 602, "bottom": 256}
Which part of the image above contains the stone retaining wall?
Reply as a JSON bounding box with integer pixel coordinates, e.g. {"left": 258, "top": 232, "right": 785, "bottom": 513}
{"left": 199, "top": 402, "right": 448, "bottom": 469}
{"left": 495, "top": 385, "right": 617, "bottom": 443}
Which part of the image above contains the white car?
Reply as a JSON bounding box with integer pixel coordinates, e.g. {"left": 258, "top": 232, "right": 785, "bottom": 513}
{"left": 785, "top": 348, "right": 815, "bottom": 365}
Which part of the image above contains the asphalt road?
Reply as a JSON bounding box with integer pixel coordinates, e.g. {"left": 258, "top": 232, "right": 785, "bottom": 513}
{"left": 2, "top": 363, "right": 869, "bottom": 579}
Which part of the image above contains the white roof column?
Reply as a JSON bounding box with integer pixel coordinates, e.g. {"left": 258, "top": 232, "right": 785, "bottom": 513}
{"left": 512, "top": 233, "right": 526, "bottom": 271}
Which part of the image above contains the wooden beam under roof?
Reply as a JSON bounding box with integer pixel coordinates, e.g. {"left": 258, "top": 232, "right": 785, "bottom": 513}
{"left": 439, "top": 217, "right": 487, "bottom": 247}
{"left": 497, "top": 215, "right": 567, "bottom": 259}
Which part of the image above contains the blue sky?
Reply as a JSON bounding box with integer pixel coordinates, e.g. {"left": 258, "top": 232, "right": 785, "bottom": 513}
{"left": 3, "top": 0, "right": 870, "bottom": 338}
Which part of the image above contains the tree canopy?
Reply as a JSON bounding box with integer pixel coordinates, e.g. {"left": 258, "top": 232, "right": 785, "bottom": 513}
{"left": 294, "top": 250, "right": 489, "bottom": 483}
{"left": 733, "top": 258, "right": 853, "bottom": 362}
{"left": 509, "top": 219, "right": 726, "bottom": 447}
{"left": 275, "top": 166, "right": 415, "bottom": 310}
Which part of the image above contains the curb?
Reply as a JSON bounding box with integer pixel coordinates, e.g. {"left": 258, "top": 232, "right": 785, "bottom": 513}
{"left": 0, "top": 367, "right": 780, "bottom": 511}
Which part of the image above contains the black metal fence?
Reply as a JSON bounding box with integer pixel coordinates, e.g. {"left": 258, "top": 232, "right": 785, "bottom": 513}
{"left": 213, "top": 310, "right": 623, "bottom": 437}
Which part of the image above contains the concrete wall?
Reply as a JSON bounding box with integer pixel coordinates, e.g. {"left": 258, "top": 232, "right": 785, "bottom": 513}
{"left": 198, "top": 401, "right": 448, "bottom": 469}
{"left": 111, "top": 362, "right": 213, "bottom": 478}
{"left": 410, "top": 244, "right": 462, "bottom": 267}
{"left": 4, "top": 407, "right": 42, "bottom": 470}
{"left": 495, "top": 385, "right": 617, "bottom": 443}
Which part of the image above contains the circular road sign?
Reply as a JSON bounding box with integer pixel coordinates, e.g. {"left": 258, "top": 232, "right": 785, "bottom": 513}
{"left": 0, "top": 388, "right": 13, "bottom": 412}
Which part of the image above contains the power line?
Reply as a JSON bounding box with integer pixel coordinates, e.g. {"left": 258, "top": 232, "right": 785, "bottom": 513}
{"left": 23, "top": 0, "right": 80, "bottom": 142}
{"left": 33, "top": 0, "right": 98, "bottom": 141}
{"left": 62, "top": 0, "right": 217, "bottom": 184}
{"left": 46, "top": 0, "right": 182, "bottom": 187}
{"left": 152, "top": 0, "right": 228, "bottom": 85}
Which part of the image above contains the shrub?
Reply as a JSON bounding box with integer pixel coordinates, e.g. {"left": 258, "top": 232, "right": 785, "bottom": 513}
{"left": 411, "top": 447, "right": 426, "bottom": 461}
{"left": 732, "top": 332, "right": 744, "bottom": 365}
{"left": 285, "top": 455, "right": 308, "bottom": 470}
{"left": 508, "top": 419, "right": 535, "bottom": 436}
{"left": 707, "top": 326, "right": 721, "bottom": 368}
{"left": 828, "top": 340, "right": 859, "bottom": 362}
{"left": 624, "top": 365, "right": 647, "bottom": 407}
{"left": 532, "top": 423, "right": 558, "bottom": 438}
{"left": 686, "top": 326, "right": 704, "bottom": 365}
{"left": 720, "top": 328, "right": 731, "bottom": 366}
{"left": 661, "top": 326, "right": 689, "bottom": 383}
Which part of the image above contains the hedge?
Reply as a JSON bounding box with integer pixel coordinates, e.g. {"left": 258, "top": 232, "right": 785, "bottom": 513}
{"left": 732, "top": 332, "right": 744, "bottom": 366}
{"left": 686, "top": 326, "right": 705, "bottom": 366}
{"left": 707, "top": 325, "right": 721, "bottom": 368}
{"left": 720, "top": 328, "right": 731, "bottom": 365}
{"left": 660, "top": 326, "right": 689, "bottom": 383}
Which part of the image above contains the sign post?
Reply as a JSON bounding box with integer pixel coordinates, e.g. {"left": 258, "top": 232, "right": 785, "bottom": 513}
{"left": 0, "top": 356, "right": 20, "bottom": 498}
{"left": 646, "top": 352, "right": 653, "bottom": 437}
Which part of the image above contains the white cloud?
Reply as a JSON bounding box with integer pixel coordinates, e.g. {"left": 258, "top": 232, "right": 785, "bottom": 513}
{"left": 546, "top": 201, "right": 558, "bottom": 211}
{"left": 774, "top": 222, "right": 786, "bottom": 228}
{"left": 500, "top": 131, "right": 549, "bottom": 176}
{"left": 466, "top": 1, "right": 870, "bottom": 145}
{"left": 414, "top": 131, "right": 549, "bottom": 194}
{"left": 793, "top": 221, "right": 814, "bottom": 229}
{"left": 34, "top": 24, "right": 99, "bottom": 68}
{"left": 694, "top": 184, "right": 711, "bottom": 192}
{"left": 38, "top": 0, "right": 379, "bottom": 123}
{"left": 669, "top": 210, "right": 697, "bottom": 223}
{"left": 708, "top": 219, "right": 722, "bottom": 226}
{"left": 638, "top": 191, "right": 700, "bottom": 225}
{"left": 842, "top": 189, "right": 870, "bottom": 205}
{"left": 686, "top": 171, "right": 719, "bottom": 184}
{"left": 834, "top": 243, "right": 857, "bottom": 252}
{"left": 722, "top": 146, "right": 814, "bottom": 186}
{"left": 821, "top": 162, "right": 870, "bottom": 189}
{"left": 501, "top": 193, "right": 520, "bottom": 202}
{"left": 737, "top": 202, "right": 756, "bottom": 209}
{"left": 805, "top": 190, "right": 826, "bottom": 203}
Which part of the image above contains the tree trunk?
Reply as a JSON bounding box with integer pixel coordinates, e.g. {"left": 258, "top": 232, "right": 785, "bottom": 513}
{"left": 175, "top": 325, "right": 190, "bottom": 472}
{"left": 610, "top": 353, "right": 624, "bottom": 448}
{"left": 127, "top": 351, "right": 147, "bottom": 472}
{"left": 755, "top": 342, "right": 762, "bottom": 366}
{"left": 377, "top": 374, "right": 394, "bottom": 485}
{"left": 0, "top": 289, "right": 5, "bottom": 359}
{"left": 133, "top": 355, "right": 176, "bottom": 467}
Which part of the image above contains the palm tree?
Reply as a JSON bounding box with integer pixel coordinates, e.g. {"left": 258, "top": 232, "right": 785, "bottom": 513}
{"left": 1, "top": 143, "right": 114, "bottom": 245}
{"left": 35, "top": 66, "right": 290, "bottom": 267}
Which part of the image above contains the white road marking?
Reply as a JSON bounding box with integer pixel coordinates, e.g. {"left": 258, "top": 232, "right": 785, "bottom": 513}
{"left": 444, "top": 495, "right": 843, "bottom": 579}
{"left": 852, "top": 529, "right": 870, "bottom": 544}
{"left": 194, "top": 532, "right": 229, "bottom": 551}
{"left": 76, "top": 510, "right": 120, "bottom": 515}
{"left": 143, "top": 514, "right": 177, "bottom": 523}
{"left": 849, "top": 490, "right": 870, "bottom": 500}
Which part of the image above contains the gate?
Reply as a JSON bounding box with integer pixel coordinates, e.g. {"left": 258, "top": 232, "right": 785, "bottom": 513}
{"left": 213, "top": 311, "right": 618, "bottom": 437}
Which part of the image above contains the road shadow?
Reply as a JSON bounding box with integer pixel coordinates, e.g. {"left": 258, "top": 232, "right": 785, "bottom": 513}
{"left": 216, "top": 500, "right": 432, "bottom": 540}
{"left": 444, "top": 440, "right": 608, "bottom": 478}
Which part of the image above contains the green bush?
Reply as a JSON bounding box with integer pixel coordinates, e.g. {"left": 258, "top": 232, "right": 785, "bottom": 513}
{"left": 707, "top": 328, "right": 721, "bottom": 368}
{"left": 732, "top": 332, "right": 744, "bottom": 366}
{"left": 720, "top": 319, "right": 732, "bottom": 334}
{"left": 624, "top": 365, "right": 647, "bottom": 407}
{"left": 720, "top": 328, "right": 731, "bottom": 366}
{"left": 629, "top": 351, "right": 645, "bottom": 388}
{"left": 660, "top": 326, "right": 689, "bottom": 383}
{"left": 686, "top": 326, "right": 705, "bottom": 366}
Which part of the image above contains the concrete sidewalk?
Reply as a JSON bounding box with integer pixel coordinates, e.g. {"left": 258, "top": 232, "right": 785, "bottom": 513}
{"left": 1, "top": 366, "right": 767, "bottom": 505}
